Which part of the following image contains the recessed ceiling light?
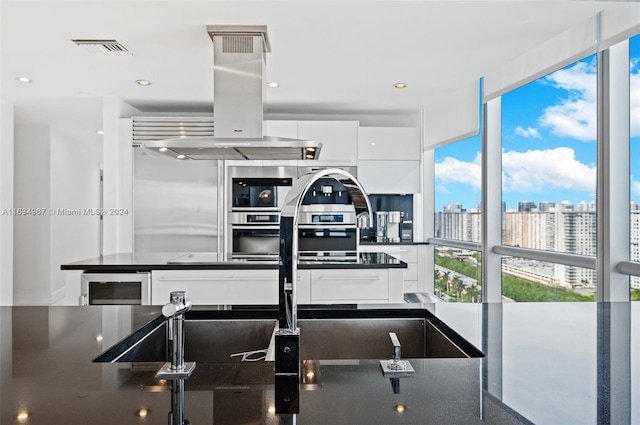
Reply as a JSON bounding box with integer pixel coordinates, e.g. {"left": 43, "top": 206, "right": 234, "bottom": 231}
{"left": 136, "top": 80, "right": 151, "bottom": 86}
{"left": 266, "top": 82, "right": 279, "bottom": 88}
{"left": 16, "top": 77, "right": 32, "bottom": 83}
{"left": 176, "top": 154, "right": 186, "bottom": 160}
{"left": 16, "top": 411, "right": 30, "bottom": 421}
{"left": 95, "top": 335, "right": 103, "bottom": 341}
{"left": 135, "top": 408, "right": 150, "bottom": 417}
{"left": 394, "top": 404, "right": 406, "bottom": 412}
{"left": 393, "top": 83, "right": 407, "bottom": 89}
{"left": 96, "top": 130, "right": 104, "bottom": 135}
{"left": 158, "top": 147, "right": 168, "bottom": 152}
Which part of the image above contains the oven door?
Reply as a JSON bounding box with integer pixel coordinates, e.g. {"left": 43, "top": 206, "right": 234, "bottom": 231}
{"left": 80, "top": 272, "right": 151, "bottom": 305}
{"left": 231, "top": 177, "right": 293, "bottom": 211}
{"left": 231, "top": 225, "right": 280, "bottom": 259}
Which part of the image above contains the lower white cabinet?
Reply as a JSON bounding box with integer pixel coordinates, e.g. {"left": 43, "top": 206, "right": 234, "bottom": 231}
{"left": 359, "top": 245, "right": 427, "bottom": 293}
{"left": 151, "top": 267, "right": 404, "bottom": 305}
{"left": 151, "top": 269, "right": 278, "bottom": 305}
{"left": 296, "top": 270, "right": 311, "bottom": 304}
{"left": 310, "top": 269, "right": 389, "bottom": 304}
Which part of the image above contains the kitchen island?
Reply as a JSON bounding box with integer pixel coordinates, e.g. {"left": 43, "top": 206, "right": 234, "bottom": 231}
{"left": 61, "top": 252, "right": 407, "bottom": 305}
{"left": 2, "top": 301, "right": 635, "bottom": 424}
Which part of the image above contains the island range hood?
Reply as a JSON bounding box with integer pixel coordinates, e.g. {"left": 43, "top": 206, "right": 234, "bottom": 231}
{"left": 143, "top": 25, "right": 322, "bottom": 161}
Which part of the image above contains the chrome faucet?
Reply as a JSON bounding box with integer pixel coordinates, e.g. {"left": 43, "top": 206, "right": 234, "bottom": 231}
{"left": 157, "top": 291, "right": 196, "bottom": 425}
{"left": 275, "top": 169, "right": 372, "bottom": 378}
{"left": 157, "top": 291, "right": 196, "bottom": 379}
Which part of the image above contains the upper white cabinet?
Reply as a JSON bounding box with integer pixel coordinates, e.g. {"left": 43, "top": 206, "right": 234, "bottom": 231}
{"left": 357, "top": 160, "right": 420, "bottom": 194}
{"left": 264, "top": 120, "right": 358, "bottom": 166}
{"left": 297, "top": 121, "right": 358, "bottom": 165}
{"left": 358, "top": 127, "right": 420, "bottom": 161}
{"left": 264, "top": 120, "right": 299, "bottom": 139}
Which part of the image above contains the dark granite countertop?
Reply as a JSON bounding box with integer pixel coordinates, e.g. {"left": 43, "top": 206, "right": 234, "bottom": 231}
{"left": 60, "top": 252, "right": 407, "bottom": 272}
{"left": 2, "top": 302, "right": 636, "bottom": 424}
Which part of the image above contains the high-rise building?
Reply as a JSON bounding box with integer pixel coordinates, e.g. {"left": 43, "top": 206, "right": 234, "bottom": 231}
{"left": 518, "top": 201, "right": 537, "bottom": 212}
{"left": 538, "top": 201, "right": 556, "bottom": 212}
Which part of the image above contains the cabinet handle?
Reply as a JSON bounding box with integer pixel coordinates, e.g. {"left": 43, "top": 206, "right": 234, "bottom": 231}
{"left": 157, "top": 277, "right": 274, "bottom": 282}
{"left": 317, "top": 275, "right": 382, "bottom": 281}
{"left": 231, "top": 225, "right": 280, "bottom": 230}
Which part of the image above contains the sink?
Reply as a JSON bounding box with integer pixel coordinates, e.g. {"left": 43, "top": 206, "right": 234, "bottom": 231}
{"left": 94, "top": 308, "right": 484, "bottom": 364}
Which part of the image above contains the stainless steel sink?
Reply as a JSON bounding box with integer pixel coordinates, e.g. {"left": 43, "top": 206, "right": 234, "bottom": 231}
{"left": 94, "top": 308, "right": 484, "bottom": 364}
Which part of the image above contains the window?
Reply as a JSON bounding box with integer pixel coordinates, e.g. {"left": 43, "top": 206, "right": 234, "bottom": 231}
{"left": 434, "top": 245, "right": 482, "bottom": 303}
{"left": 501, "top": 257, "right": 595, "bottom": 302}
{"left": 434, "top": 136, "right": 482, "bottom": 242}
{"left": 501, "top": 55, "right": 597, "bottom": 296}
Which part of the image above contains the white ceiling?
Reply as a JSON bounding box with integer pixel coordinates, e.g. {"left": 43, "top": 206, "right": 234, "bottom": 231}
{"left": 1, "top": 1, "right": 615, "bottom": 137}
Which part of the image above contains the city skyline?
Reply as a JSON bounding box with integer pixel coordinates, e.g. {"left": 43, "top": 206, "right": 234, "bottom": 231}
{"left": 435, "top": 35, "right": 640, "bottom": 212}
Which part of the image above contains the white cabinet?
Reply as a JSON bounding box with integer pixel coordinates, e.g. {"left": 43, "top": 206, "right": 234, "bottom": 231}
{"left": 265, "top": 120, "right": 299, "bottom": 139}
{"left": 359, "top": 245, "right": 427, "bottom": 293}
{"left": 357, "top": 126, "right": 421, "bottom": 194}
{"left": 358, "top": 127, "right": 420, "bottom": 161}
{"left": 357, "top": 160, "right": 421, "bottom": 194}
{"left": 296, "top": 269, "right": 311, "bottom": 304}
{"left": 263, "top": 120, "right": 359, "bottom": 166}
{"left": 151, "top": 269, "right": 278, "bottom": 305}
{"left": 310, "top": 269, "right": 389, "bottom": 303}
{"left": 297, "top": 121, "right": 358, "bottom": 165}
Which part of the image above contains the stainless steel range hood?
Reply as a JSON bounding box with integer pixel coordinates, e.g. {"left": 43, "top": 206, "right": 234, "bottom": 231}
{"left": 143, "top": 25, "right": 322, "bottom": 161}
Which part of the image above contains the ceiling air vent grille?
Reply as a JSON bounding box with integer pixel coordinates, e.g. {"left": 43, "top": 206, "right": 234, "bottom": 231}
{"left": 222, "top": 36, "right": 253, "bottom": 54}
{"left": 72, "top": 39, "right": 130, "bottom": 54}
{"left": 132, "top": 117, "right": 215, "bottom": 143}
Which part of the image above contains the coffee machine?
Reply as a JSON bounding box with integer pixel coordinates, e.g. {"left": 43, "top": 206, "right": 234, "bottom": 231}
{"left": 386, "top": 211, "right": 402, "bottom": 243}
{"left": 375, "top": 210, "right": 405, "bottom": 243}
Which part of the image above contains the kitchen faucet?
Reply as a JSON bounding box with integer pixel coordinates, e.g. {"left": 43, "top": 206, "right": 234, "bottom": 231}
{"left": 275, "top": 169, "right": 372, "bottom": 378}
{"left": 157, "top": 291, "right": 196, "bottom": 425}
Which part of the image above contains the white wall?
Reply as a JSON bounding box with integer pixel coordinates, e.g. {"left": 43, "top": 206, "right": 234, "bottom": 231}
{"left": 13, "top": 123, "right": 51, "bottom": 305}
{"left": 13, "top": 120, "right": 102, "bottom": 306}
{"left": 0, "top": 100, "right": 14, "bottom": 306}
{"left": 50, "top": 127, "right": 101, "bottom": 305}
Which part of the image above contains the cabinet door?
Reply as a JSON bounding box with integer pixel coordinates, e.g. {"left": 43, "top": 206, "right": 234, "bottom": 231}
{"left": 151, "top": 270, "right": 278, "bottom": 305}
{"left": 357, "top": 160, "right": 420, "bottom": 194}
{"left": 265, "top": 120, "right": 299, "bottom": 138}
{"left": 298, "top": 121, "right": 358, "bottom": 165}
{"left": 359, "top": 245, "right": 418, "bottom": 292}
{"left": 296, "top": 269, "right": 311, "bottom": 304}
{"left": 310, "top": 269, "right": 388, "bottom": 303}
{"left": 358, "top": 127, "right": 420, "bottom": 161}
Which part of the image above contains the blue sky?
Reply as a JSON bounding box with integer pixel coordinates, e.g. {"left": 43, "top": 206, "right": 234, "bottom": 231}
{"left": 435, "top": 35, "right": 640, "bottom": 212}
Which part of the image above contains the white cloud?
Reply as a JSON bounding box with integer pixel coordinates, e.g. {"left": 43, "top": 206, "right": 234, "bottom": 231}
{"left": 435, "top": 152, "right": 481, "bottom": 191}
{"left": 514, "top": 126, "right": 541, "bottom": 138}
{"left": 502, "top": 147, "right": 595, "bottom": 194}
{"left": 632, "top": 180, "right": 640, "bottom": 197}
{"left": 538, "top": 61, "right": 597, "bottom": 141}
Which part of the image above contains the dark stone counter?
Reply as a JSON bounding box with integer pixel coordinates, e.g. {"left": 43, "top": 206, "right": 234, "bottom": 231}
{"left": 60, "top": 252, "right": 407, "bottom": 272}
{"left": 3, "top": 302, "right": 636, "bottom": 424}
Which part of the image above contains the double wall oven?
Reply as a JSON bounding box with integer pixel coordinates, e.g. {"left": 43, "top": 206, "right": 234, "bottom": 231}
{"left": 226, "top": 166, "right": 360, "bottom": 260}
{"left": 226, "top": 166, "right": 296, "bottom": 259}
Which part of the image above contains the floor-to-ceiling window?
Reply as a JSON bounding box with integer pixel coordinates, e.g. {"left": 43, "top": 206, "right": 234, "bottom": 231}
{"left": 500, "top": 55, "right": 598, "bottom": 301}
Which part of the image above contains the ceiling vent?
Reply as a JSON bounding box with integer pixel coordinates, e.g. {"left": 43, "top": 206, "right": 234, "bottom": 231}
{"left": 72, "top": 39, "right": 131, "bottom": 54}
